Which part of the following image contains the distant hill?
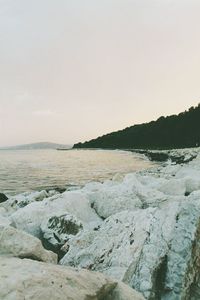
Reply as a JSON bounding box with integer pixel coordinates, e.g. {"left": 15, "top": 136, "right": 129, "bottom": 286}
{"left": 74, "top": 104, "right": 200, "bottom": 150}
{"left": 0, "top": 142, "right": 72, "bottom": 150}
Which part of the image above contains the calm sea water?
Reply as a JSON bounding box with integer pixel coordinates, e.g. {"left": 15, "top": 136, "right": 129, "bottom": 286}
{"left": 0, "top": 149, "right": 153, "bottom": 195}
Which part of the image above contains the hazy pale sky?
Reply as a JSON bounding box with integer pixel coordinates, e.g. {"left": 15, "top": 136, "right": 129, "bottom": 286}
{"left": 0, "top": 0, "right": 200, "bottom": 146}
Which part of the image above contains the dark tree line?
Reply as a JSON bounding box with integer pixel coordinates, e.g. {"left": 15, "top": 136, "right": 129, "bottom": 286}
{"left": 73, "top": 104, "right": 200, "bottom": 150}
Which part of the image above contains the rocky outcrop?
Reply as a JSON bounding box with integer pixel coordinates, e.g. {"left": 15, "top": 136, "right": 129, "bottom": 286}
{"left": 133, "top": 148, "right": 198, "bottom": 164}
{"left": 59, "top": 150, "right": 200, "bottom": 299}
{"left": 1, "top": 147, "right": 200, "bottom": 299}
{"left": 131, "top": 199, "right": 200, "bottom": 300}
{"left": 0, "top": 225, "right": 57, "bottom": 263}
{"left": 0, "top": 257, "right": 144, "bottom": 300}
{"left": 61, "top": 198, "right": 200, "bottom": 299}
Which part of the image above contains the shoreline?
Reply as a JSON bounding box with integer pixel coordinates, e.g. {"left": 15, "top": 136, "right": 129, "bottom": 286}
{"left": 0, "top": 148, "right": 153, "bottom": 197}
{"left": 74, "top": 146, "right": 200, "bottom": 162}
{"left": 1, "top": 146, "right": 200, "bottom": 299}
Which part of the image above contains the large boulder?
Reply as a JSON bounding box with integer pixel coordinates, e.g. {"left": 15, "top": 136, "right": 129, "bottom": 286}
{"left": 0, "top": 257, "right": 144, "bottom": 300}
{"left": 0, "top": 225, "right": 57, "bottom": 263}
{"left": 88, "top": 173, "right": 167, "bottom": 219}
{"left": 10, "top": 192, "right": 102, "bottom": 238}
{"left": 61, "top": 198, "right": 200, "bottom": 300}
{"left": 60, "top": 208, "right": 156, "bottom": 279}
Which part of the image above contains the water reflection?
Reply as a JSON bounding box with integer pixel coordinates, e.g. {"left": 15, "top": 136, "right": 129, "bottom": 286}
{"left": 0, "top": 149, "right": 153, "bottom": 195}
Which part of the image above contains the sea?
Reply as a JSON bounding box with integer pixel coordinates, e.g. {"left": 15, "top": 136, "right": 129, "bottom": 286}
{"left": 0, "top": 149, "right": 154, "bottom": 196}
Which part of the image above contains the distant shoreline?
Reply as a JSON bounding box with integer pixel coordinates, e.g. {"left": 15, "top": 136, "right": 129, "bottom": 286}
{"left": 71, "top": 146, "right": 199, "bottom": 163}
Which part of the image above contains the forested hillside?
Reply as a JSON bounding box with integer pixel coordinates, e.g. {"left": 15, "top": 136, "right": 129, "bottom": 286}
{"left": 74, "top": 104, "right": 200, "bottom": 149}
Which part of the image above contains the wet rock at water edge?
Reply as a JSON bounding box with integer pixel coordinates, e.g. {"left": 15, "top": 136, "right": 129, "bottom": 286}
{"left": 0, "top": 193, "right": 8, "bottom": 203}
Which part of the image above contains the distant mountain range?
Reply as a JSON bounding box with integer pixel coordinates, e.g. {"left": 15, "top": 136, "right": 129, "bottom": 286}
{"left": 0, "top": 142, "right": 72, "bottom": 150}
{"left": 74, "top": 104, "right": 200, "bottom": 150}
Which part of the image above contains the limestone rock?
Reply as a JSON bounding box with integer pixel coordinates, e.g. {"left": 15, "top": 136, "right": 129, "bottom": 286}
{"left": 1, "top": 190, "right": 50, "bottom": 214}
{"left": 0, "top": 257, "right": 144, "bottom": 300}
{"left": 1, "top": 147, "right": 200, "bottom": 300}
{"left": 0, "top": 215, "right": 11, "bottom": 227}
{"left": 60, "top": 208, "right": 156, "bottom": 279}
{"left": 88, "top": 173, "right": 165, "bottom": 219}
{"left": 0, "top": 225, "right": 57, "bottom": 263}
{"left": 0, "top": 207, "right": 11, "bottom": 226}
{"left": 10, "top": 191, "right": 102, "bottom": 238}
{"left": 41, "top": 213, "right": 83, "bottom": 259}
{"left": 61, "top": 198, "right": 200, "bottom": 300}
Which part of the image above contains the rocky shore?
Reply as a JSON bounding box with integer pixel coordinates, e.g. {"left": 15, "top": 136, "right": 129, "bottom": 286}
{"left": 1, "top": 147, "right": 200, "bottom": 299}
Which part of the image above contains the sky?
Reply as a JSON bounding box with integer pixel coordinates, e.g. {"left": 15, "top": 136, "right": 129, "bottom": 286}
{"left": 0, "top": 0, "right": 200, "bottom": 147}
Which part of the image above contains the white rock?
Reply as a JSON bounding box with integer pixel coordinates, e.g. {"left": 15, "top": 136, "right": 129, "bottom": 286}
{"left": 0, "top": 257, "right": 145, "bottom": 300}
{"left": 0, "top": 215, "right": 11, "bottom": 227}
{"left": 87, "top": 172, "right": 170, "bottom": 219}
{"left": 61, "top": 197, "right": 200, "bottom": 300}
{"left": 0, "top": 207, "right": 11, "bottom": 226}
{"left": 10, "top": 191, "right": 102, "bottom": 237}
{"left": 0, "top": 225, "right": 57, "bottom": 263}
{"left": 158, "top": 178, "right": 186, "bottom": 196}
{"left": 60, "top": 208, "right": 156, "bottom": 280}
{"left": 41, "top": 213, "right": 83, "bottom": 258}
{"left": 2, "top": 146, "right": 200, "bottom": 300}
{"left": 1, "top": 190, "right": 50, "bottom": 214}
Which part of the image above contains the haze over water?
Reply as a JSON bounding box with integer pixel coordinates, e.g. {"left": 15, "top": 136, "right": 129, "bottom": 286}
{"left": 0, "top": 149, "right": 153, "bottom": 195}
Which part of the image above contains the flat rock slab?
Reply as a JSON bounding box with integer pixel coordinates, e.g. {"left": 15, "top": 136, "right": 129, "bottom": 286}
{"left": 0, "top": 257, "right": 144, "bottom": 300}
